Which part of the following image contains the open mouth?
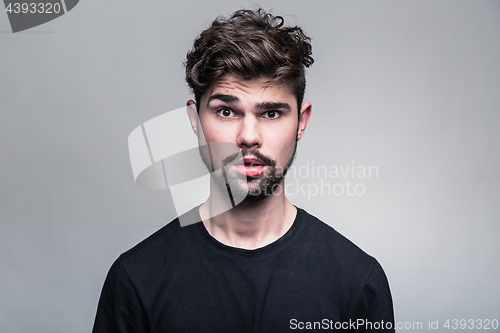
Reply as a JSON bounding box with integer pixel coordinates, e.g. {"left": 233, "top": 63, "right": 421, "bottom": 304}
{"left": 234, "top": 157, "right": 266, "bottom": 177}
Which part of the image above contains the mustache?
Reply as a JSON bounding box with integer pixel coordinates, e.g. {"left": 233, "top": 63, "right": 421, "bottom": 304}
{"left": 222, "top": 148, "right": 276, "bottom": 167}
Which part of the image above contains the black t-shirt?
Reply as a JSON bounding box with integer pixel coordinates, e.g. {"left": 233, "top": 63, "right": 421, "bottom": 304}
{"left": 92, "top": 207, "right": 395, "bottom": 332}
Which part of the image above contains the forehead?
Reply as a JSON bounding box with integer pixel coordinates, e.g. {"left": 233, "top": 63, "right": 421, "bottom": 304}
{"left": 200, "top": 75, "right": 296, "bottom": 108}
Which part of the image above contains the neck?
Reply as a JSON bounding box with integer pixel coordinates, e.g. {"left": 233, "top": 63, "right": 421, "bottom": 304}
{"left": 200, "top": 180, "right": 297, "bottom": 250}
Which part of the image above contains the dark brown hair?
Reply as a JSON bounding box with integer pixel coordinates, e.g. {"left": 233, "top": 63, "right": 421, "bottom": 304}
{"left": 185, "top": 8, "right": 314, "bottom": 111}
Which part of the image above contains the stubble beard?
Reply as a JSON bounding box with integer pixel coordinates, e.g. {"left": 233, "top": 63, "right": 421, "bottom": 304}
{"left": 214, "top": 141, "right": 298, "bottom": 202}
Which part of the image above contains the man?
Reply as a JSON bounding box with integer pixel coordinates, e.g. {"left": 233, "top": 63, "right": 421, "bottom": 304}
{"left": 93, "top": 8, "right": 395, "bottom": 332}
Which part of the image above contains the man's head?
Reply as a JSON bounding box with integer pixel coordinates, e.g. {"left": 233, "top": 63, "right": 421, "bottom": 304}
{"left": 185, "top": 8, "right": 313, "bottom": 112}
{"left": 185, "top": 9, "right": 313, "bottom": 202}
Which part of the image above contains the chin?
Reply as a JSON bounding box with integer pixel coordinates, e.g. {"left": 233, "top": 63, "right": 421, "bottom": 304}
{"left": 244, "top": 179, "right": 282, "bottom": 201}
{"left": 244, "top": 190, "right": 272, "bottom": 202}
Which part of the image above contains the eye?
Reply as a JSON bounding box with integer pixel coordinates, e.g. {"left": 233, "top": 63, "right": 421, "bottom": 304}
{"left": 217, "top": 108, "right": 236, "bottom": 118}
{"left": 262, "top": 110, "right": 281, "bottom": 119}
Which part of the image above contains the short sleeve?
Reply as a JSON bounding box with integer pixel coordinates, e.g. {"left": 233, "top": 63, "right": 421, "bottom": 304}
{"left": 350, "top": 260, "right": 395, "bottom": 332}
{"left": 92, "top": 259, "right": 150, "bottom": 333}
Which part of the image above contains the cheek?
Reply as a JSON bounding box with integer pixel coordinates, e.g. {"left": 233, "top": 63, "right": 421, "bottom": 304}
{"left": 199, "top": 119, "right": 234, "bottom": 143}
{"left": 207, "top": 129, "right": 236, "bottom": 143}
{"left": 268, "top": 128, "right": 297, "bottom": 159}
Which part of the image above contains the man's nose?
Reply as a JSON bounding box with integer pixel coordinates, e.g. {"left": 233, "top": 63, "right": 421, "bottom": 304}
{"left": 236, "top": 115, "right": 262, "bottom": 148}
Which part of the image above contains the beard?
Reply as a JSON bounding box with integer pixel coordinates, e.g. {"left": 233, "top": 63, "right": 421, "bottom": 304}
{"left": 212, "top": 141, "right": 298, "bottom": 202}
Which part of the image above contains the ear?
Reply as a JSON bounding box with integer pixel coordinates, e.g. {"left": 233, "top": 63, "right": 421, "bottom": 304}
{"left": 297, "top": 102, "right": 312, "bottom": 141}
{"left": 186, "top": 100, "right": 199, "bottom": 136}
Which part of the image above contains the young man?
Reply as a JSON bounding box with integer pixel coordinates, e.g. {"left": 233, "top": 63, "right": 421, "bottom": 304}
{"left": 93, "top": 9, "right": 395, "bottom": 332}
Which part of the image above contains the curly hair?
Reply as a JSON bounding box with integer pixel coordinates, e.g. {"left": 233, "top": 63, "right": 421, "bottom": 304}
{"left": 185, "top": 8, "right": 314, "bottom": 111}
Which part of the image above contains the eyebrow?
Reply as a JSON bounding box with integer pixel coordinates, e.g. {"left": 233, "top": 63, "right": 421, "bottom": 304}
{"left": 207, "top": 94, "right": 239, "bottom": 106}
{"left": 255, "top": 101, "right": 291, "bottom": 111}
{"left": 207, "top": 94, "right": 291, "bottom": 111}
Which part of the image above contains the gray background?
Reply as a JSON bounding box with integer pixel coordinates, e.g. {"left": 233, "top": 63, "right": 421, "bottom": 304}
{"left": 1, "top": 0, "right": 499, "bottom": 332}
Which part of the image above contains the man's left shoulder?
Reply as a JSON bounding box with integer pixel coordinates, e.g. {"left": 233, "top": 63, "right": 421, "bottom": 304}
{"left": 292, "top": 207, "right": 394, "bottom": 321}
{"left": 297, "top": 207, "right": 381, "bottom": 273}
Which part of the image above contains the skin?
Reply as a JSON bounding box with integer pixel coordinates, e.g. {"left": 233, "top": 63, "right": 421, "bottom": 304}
{"left": 187, "top": 74, "right": 312, "bottom": 250}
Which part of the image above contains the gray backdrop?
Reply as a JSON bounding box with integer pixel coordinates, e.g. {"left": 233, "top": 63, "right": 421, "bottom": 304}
{"left": 1, "top": 0, "right": 499, "bottom": 332}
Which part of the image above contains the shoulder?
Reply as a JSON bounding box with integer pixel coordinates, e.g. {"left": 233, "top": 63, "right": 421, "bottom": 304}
{"left": 296, "top": 207, "right": 380, "bottom": 276}
{"left": 117, "top": 207, "right": 202, "bottom": 274}
{"left": 296, "top": 208, "right": 393, "bottom": 315}
{"left": 119, "top": 218, "right": 181, "bottom": 261}
{"left": 299, "top": 208, "right": 374, "bottom": 259}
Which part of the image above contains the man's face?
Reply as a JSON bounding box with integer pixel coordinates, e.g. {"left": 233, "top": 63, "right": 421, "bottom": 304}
{"left": 188, "top": 74, "right": 311, "bottom": 201}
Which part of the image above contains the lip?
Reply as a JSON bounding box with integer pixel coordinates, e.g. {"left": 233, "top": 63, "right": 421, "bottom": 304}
{"left": 234, "top": 165, "right": 266, "bottom": 176}
{"left": 242, "top": 157, "right": 266, "bottom": 166}
{"left": 232, "top": 156, "right": 267, "bottom": 176}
